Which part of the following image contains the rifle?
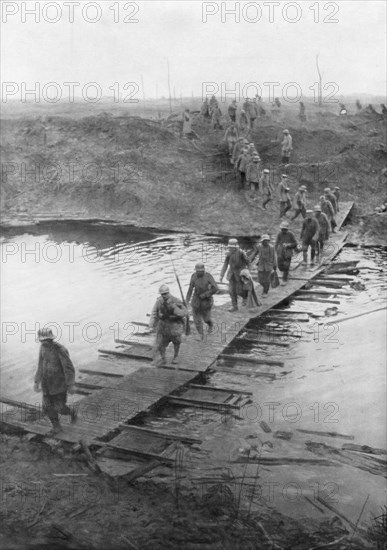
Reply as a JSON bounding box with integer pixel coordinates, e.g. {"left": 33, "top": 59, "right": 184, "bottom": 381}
{"left": 170, "top": 257, "right": 191, "bottom": 336}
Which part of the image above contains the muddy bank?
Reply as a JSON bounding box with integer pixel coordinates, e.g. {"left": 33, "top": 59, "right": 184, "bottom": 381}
{"left": 1, "top": 103, "right": 386, "bottom": 241}
{"left": 1, "top": 210, "right": 386, "bottom": 247}
{"left": 0, "top": 433, "right": 377, "bottom": 550}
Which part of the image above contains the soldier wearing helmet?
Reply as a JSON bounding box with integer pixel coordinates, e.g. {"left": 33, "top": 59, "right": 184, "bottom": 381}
{"left": 300, "top": 210, "right": 320, "bottom": 266}
{"left": 324, "top": 187, "right": 338, "bottom": 215}
{"left": 250, "top": 234, "right": 277, "bottom": 297}
{"left": 281, "top": 129, "right": 293, "bottom": 165}
{"left": 314, "top": 205, "right": 331, "bottom": 256}
{"left": 149, "top": 284, "right": 188, "bottom": 366}
{"left": 291, "top": 185, "right": 307, "bottom": 220}
{"left": 278, "top": 174, "right": 292, "bottom": 218}
{"left": 219, "top": 238, "right": 250, "bottom": 312}
{"left": 320, "top": 195, "right": 337, "bottom": 232}
{"left": 259, "top": 169, "right": 273, "bottom": 209}
{"left": 275, "top": 221, "right": 298, "bottom": 284}
{"left": 333, "top": 186, "right": 340, "bottom": 211}
{"left": 34, "top": 327, "right": 77, "bottom": 435}
{"left": 186, "top": 263, "right": 218, "bottom": 339}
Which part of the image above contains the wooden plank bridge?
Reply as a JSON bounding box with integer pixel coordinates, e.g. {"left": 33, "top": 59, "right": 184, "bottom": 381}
{"left": 0, "top": 202, "right": 354, "bottom": 477}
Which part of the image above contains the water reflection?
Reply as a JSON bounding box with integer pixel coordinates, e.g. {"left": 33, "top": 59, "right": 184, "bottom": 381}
{"left": 1, "top": 223, "right": 230, "bottom": 402}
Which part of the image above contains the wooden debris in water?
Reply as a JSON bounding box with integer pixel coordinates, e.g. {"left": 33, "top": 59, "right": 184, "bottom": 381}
{"left": 297, "top": 428, "right": 354, "bottom": 440}
{"left": 260, "top": 421, "right": 272, "bottom": 433}
{"left": 220, "top": 353, "right": 284, "bottom": 366}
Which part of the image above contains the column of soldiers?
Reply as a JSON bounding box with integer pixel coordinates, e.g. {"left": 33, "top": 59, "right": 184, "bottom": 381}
{"left": 151, "top": 97, "right": 340, "bottom": 367}
{"left": 148, "top": 182, "right": 339, "bottom": 366}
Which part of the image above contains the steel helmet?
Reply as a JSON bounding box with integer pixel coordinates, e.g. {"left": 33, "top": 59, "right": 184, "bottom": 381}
{"left": 37, "top": 328, "right": 55, "bottom": 341}
{"left": 280, "top": 221, "right": 289, "bottom": 229}
{"left": 228, "top": 238, "right": 238, "bottom": 248}
{"left": 261, "top": 234, "right": 270, "bottom": 242}
{"left": 195, "top": 262, "right": 205, "bottom": 271}
{"left": 159, "top": 284, "right": 170, "bottom": 294}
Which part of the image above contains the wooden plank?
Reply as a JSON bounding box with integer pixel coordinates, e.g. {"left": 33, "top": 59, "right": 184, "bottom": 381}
{"left": 188, "top": 384, "right": 252, "bottom": 396}
{"left": 297, "top": 289, "right": 351, "bottom": 296}
{"left": 265, "top": 309, "right": 309, "bottom": 316}
{"left": 220, "top": 354, "right": 284, "bottom": 366}
{"left": 294, "top": 296, "right": 341, "bottom": 304}
{"left": 115, "top": 339, "right": 153, "bottom": 350}
{"left": 93, "top": 441, "right": 175, "bottom": 464}
{"left": 244, "top": 328, "right": 303, "bottom": 338}
{"left": 181, "top": 388, "right": 230, "bottom": 404}
{"left": 215, "top": 366, "right": 276, "bottom": 379}
{"left": 311, "top": 280, "right": 348, "bottom": 288}
{"left": 168, "top": 396, "right": 241, "bottom": 409}
{"left": 117, "top": 424, "right": 202, "bottom": 444}
{"left": 98, "top": 348, "right": 153, "bottom": 361}
{"left": 75, "top": 381, "right": 104, "bottom": 391}
{"left": 297, "top": 429, "right": 355, "bottom": 440}
{"left": 233, "top": 457, "right": 336, "bottom": 466}
{"left": 324, "top": 306, "right": 387, "bottom": 325}
{"left": 263, "top": 309, "right": 313, "bottom": 316}
{"left": 264, "top": 314, "right": 310, "bottom": 322}
{"left": 235, "top": 336, "right": 290, "bottom": 347}
{"left": 0, "top": 398, "right": 39, "bottom": 413}
{"left": 78, "top": 371, "right": 123, "bottom": 381}
{"left": 321, "top": 274, "right": 355, "bottom": 281}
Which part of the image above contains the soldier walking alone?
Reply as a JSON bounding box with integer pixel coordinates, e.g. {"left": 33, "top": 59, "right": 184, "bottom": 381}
{"left": 34, "top": 328, "right": 77, "bottom": 435}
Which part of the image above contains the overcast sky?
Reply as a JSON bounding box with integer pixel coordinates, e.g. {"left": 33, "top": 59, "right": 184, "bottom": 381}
{"left": 1, "top": 0, "right": 386, "bottom": 102}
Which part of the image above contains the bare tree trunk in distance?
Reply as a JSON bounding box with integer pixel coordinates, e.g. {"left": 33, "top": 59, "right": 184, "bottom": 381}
{"left": 316, "top": 53, "right": 323, "bottom": 107}
{"left": 167, "top": 59, "right": 172, "bottom": 113}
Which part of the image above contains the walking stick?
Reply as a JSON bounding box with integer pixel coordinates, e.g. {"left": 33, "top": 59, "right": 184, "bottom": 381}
{"left": 170, "top": 256, "right": 191, "bottom": 336}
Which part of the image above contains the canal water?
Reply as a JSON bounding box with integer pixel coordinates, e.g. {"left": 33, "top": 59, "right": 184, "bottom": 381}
{"left": 1, "top": 222, "right": 386, "bottom": 525}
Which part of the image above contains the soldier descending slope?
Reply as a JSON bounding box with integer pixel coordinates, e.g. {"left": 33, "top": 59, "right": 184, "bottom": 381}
{"left": 149, "top": 284, "right": 188, "bottom": 367}
{"left": 278, "top": 174, "right": 292, "bottom": 218}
